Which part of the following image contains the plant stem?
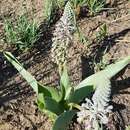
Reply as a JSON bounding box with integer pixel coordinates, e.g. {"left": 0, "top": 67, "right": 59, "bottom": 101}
{"left": 68, "top": 103, "right": 81, "bottom": 110}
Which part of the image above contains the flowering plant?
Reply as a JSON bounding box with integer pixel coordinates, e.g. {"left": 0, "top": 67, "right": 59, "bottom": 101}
{"left": 4, "top": 51, "right": 130, "bottom": 130}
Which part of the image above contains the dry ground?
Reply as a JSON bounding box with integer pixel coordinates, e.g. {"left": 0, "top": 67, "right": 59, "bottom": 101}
{"left": 0, "top": 0, "right": 130, "bottom": 130}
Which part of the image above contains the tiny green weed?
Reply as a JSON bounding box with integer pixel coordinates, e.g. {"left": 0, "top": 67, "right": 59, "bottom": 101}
{"left": 86, "top": 0, "right": 106, "bottom": 15}
{"left": 4, "top": 20, "right": 17, "bottom": 45}
{"left": 70, "top": 0, "right": 106, "bottom": 15}
{"left": 96, "top": 23, "right": 108, "bottom": 41}
{"left": 44, "top": 0, "right": 66, "bottom": 25}
{"left": 76, "top": 26, "right": 89, "bottom": 44}
{"left": 4, "top": 15, "right": 39, "bottom": 51}
{"left": 44, "top": 0, "right": 58, "bottom": 25}
{"left": 94, "top": 56, "right": 109, "bottom": 72}
{"left": 70, "top": 0, "right": 87, "bottom": 8}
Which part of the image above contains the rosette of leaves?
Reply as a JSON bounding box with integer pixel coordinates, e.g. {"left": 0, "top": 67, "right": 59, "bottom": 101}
{"left": 4, "top": 51, "right": 130, "bottom": 130}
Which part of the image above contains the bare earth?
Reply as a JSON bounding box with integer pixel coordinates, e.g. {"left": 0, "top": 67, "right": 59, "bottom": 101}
{"left": 0, "top": 0, "right": 130, "bottom": 130}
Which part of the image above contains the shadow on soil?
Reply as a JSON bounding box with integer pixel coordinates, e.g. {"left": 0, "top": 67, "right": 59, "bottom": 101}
{"left": 81, "top": 28, "right": 130, "bottom": 129}
{"left": 0, "top": 25, "right": 130, "bottom": 130}
{"left": 0, "top": 21, "right": 54, "bottom": 106}
{"left": 81, "top": 28, "right": 130, "bottom": 79}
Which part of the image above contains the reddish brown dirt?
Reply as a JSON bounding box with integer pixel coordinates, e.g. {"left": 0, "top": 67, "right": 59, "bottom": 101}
{"left": 0, "top": 0, "right": 130, "bottom": 130}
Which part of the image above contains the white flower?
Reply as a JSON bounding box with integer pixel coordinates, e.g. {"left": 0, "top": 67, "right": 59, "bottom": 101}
{"left": 77, "top": 98, "right": 113, "bottom": 130}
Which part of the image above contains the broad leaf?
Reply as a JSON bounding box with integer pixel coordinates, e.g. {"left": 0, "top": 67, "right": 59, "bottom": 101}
{"left": 52, "top": 110, "right": 77, "bottom": 130}
{"left": 37, "top": 98, "right": 57, "bottom": 121}
{"left": 75, "top": 56, "right": 130, "bottom": 110}
{"left": 4, "top": 51, "right": 38, "bottom": 93}
{"left": 37, "top": 94, "right": 64, "bottom": 115}
{"left": 103, "top": 56, "right": 130, "bottom": 79}
{"left": 68, "top": 85, "right": 93, "bottom": 103}
{"left": 38, "top": 83, "right": 62, "bottom": 102}
{"left": 4, "top": 52, "right": 61, "bottom": 101}
{"left": 42, "top": 109, "right": 57, "bottom": 121}
{"left": 59, "top": 83, "right": 66, "bottom": 102}
{"left": 60, "top": 65, "right": 72, "bottom": 100}
{"left": 77, "top": 56, "right": 130, "bottom": 89}
{"left": 44, "top": 97, "right": 64, "bottom": 115}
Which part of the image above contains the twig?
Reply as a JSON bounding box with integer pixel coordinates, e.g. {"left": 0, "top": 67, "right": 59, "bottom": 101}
{"left": 101, "top": 7, "right": 116, "bottom": 11}
{"left": 110, "top": 14, "right": 130, "bottom": 23}
{"left": 116, "top": 39, "right": 130, "bottom": 43}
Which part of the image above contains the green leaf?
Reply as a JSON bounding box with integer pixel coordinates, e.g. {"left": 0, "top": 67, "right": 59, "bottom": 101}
{"left": 77, "top": 56, "right": 130, "bottom": 89}
{"left": 37, "top": 93, "right": 64, "bottom": 115}
{"left": 68, "top": 85, "right": 93, "bottom": 103}
{"left": 74, "top": 56, "right": 130, "bottom": 109}
{"left": 4, "top": 51, "right": 39, "bottom": 93}
{"left": 60, "top": 65, "right": 72, "bottom": 100}
{"left": 60, "top": 65, "right": 70, "bottom": 92}
{"left": 44, "top": 0, "right": 58, "bottom": 24}
{"left": 52, "top": 110, "right": 77, "bottom": 130}
{"left": 103, "top": 56, "right": 130, "bottom": 79}
{"left": 37, "top": 98, "right": 57, "bottom": 121}
{"left": 38, "top": 83, "right": 62, "bottom": 102}
{"left": 37, "top": 95, "right": 45, "bottom": 110}
{"left": 44, "top": 97, "right": 64, "bottom": 115}
{"left": 4, "top": 52, "right": 61, "bottom": 101}
{"left": 59, "top": 83, "right": 66, "bottom": 102}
